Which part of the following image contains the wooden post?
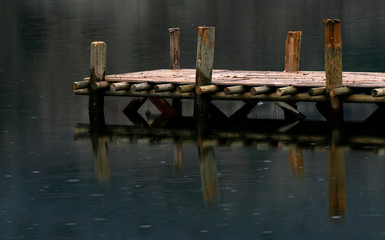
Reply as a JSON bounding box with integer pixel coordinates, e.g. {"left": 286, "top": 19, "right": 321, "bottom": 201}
{"left": 89, "top": 41, "right": 107, "bottom": 129}
{"left": 324, "top": 19, "right": 343, "bottom": 121}
{"left": 194, "top": 26, "right": 215, "bottom": 119}
{"left": 195, "top": 26, "right": 215, "bottom": 87}
{"left": 285, "top": 31, "right": 302, "bottom": 72}
{"left": 169, "top": 28, "right": 182, "bottom": 111}
{"left": 169, "top": 28, "right": 180, "bottom": 70}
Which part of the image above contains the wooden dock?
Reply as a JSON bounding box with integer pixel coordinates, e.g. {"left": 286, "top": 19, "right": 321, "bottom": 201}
{"left": 73, "top": 20, "right": 385, "bottom": 124}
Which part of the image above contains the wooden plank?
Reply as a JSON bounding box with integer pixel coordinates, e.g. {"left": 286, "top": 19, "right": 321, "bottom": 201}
{"left": 85, "top": 69, "right": 385, "bottom": 88}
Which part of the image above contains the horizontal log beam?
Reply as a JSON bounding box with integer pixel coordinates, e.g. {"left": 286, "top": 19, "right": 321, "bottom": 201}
{"left": 330, "top": 87, "right": 353, "bottom": 97}
{"left": 131, "top": 82, "right": 152, "bottom": 92}
{"left": 74, "top": 89, "right": 385, "bottom": 103}
{"left": 276, "top": 86, "right": 298, "bottom": 96}
{"left": 91, "top": 81, "right": 110, "bottom": 90}
{"left": 73, "top": 80, "right": 89, "bottom": 90}
{"left": 110, "top": 82, "right": 131, "bottom": 91}
{"left": 372, "top": 88, "right": 385, "bottom": 98}
{"left": 196, "top": 85, "right": 221, "bottom": 95}
{"left": 309, "top": 87, "right": 326, "bottom": 96}
{"left": 250, "top": 86, "right": 271, "bottom": 96}
{"left": 224, "top": 85, "right": 247, "bottom": 95}
{"left": 177, "top": 84, "right": 195, "bottom": 93}
{"left": 154, "top": 83, "right": 176, "bottom": 92}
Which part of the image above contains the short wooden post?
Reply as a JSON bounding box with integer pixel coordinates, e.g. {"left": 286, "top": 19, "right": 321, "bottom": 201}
{"left": 285, "top": 31, "right": 302, "bottom": 72}
{"left": 194, "top": 26, "right": 215, "bottom": 119}
{"left": 89, "top": 41, "right": 107, "bottom": 129}
{"left": 324, "top": 19, "right": 343, "bottom": 121}
{"left": 169, "top": 28, "right": 180, "bottom": 70}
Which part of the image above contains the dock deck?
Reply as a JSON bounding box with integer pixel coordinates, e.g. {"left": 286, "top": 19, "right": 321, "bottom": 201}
{"left": 73, "top": 21, "right": 385, "bottom": 124}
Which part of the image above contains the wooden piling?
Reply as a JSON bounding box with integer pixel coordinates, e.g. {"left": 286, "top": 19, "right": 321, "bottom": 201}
{"left": 285, "top": 31, "right": 302, "bottom": 72}
{"left": 89, "top": 41, "right": 106, "bottom": 130}
{"left": 169, "top": 28, "right": 180, "bottom": 70}
{"left": 194, "top": 26, "right": 215, "bottom": 119}
{"left": 324, "top": 19, "right": 343, "bottom": 121}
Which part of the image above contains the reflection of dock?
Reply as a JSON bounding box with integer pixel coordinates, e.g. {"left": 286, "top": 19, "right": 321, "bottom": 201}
{"left": 75, "top": 117, "right": 385, "bottom": 220}
{"left": 75, "top": 119, "right": 385, "bottom": 151}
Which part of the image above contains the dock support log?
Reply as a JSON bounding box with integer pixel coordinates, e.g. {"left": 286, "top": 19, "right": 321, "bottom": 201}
{"left": 89, "top": 41, "right": 107, "bottom": 130}
{"left": 324, "top": 19, "right": 343, "bottom": 122}
{"left": 194, "top": 26, "right": 215, "bottom": 123}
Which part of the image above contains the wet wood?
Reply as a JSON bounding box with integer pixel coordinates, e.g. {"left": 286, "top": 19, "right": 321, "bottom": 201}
{"left": 169, "top": 28, "right": 180, "bottom": 69}
{"left": 285, "top": 31, "right": 302, "bottom": 72}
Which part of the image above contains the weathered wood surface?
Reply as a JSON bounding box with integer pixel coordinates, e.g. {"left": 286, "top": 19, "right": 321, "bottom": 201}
{"left": 83, "top": 69, "right": 385, "bottom": 88}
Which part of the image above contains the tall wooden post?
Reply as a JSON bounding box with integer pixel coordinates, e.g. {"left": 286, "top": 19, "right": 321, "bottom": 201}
{"left": 194, "top": 26, "right": 215, "bottom": 123}
{"left": 169, "top": 28, "right": 182, "bottom": 114}
{"left": 89, "top": 41, "right": 107, "bottom": 129}
{"left": 324, "top": 19, "right": 343, "bottom": 122}
{"left": 169, "top": 28, "right": 180, "bottom": 70}
{"left": 285, "top": 31, "right": 302, "bottom": 72}
{"left": 281, "top": 31, "right": 303, "bottom": 121}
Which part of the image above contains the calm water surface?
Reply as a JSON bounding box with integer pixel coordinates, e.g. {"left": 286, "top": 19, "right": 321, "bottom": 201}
{"left": 1, "top": 0, "right": 385, "bottom": 239}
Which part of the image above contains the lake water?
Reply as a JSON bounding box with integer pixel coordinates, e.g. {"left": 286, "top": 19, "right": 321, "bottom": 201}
{"left": 2, "top": 0, "right": 385, "bottom": 239}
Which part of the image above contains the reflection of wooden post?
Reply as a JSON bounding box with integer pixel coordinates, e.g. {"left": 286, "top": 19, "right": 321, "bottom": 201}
{"left": 92, "top": 135, "right": 111, "bottom": 183}
{"left": 285, "top": 31, "right": 302, "bottom": 72}
{"left": 288, "top": 145, "right": 304, "bottom": 177}
{"left": 324, "top": 19, "right": 343, "bottom": 122}
{"left": 328, "top": 120, "right": 346, "bottom": 220}
{"left": 89, "top": 41, "right": 107, "bottom": 129}
{"left": 174, "top": 139, "right": 184, "bottom": 175}
{"left": 328, "top": 146, "right": 346, "bottom": 219}
{"left": 194, "top": 27, "right": 215, "bottom": 119}
{"left": 198, "top": 139, "right": 220, "bottom": 204}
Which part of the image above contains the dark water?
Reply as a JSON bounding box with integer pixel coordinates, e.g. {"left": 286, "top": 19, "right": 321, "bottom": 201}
{"left": 2, "top": 0, "right": 385, "bottom": 239}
